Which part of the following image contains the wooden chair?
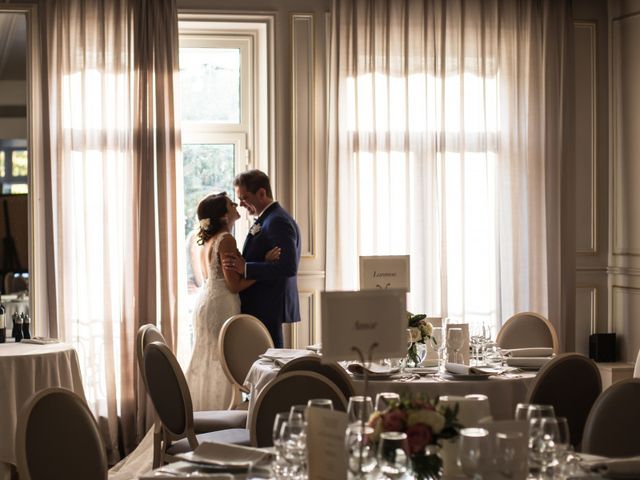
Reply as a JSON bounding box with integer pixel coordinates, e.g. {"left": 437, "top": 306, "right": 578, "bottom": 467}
{"left": 136, "top": 324, "right": 247, "bottom": 467}
{"left": 143, "top": 341, "right": 250, "bottom": 467}
{"left": 15, "top": 388, "right": 107, "bottom": 480}
{"left": 219, "top": 314, "right": 274, "bottom": 409}
{"left": 526, "top": 353, "right": 601, "bottom": 448}
{"left": 249, "top": 371, "right": 347, "bottom": 447}
{"left": 634, "top": 348, "right": 640, "bottom": 378}
{"left": 279, "top": 355, "right": 355, "bottom": 400}
{"left": 497, "top": 312, "right": 559, "bottom": 353}
{"left": 582, "top": 378, "right": 640, "bottom": 457}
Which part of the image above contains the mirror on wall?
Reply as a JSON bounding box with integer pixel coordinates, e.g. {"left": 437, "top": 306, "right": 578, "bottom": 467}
{"left": 0, "top": 11, "right": 29, "bottom": 314}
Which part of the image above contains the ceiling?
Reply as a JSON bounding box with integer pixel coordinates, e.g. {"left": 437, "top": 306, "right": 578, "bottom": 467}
{"left": 0, "top": 13, "right": 26, "bottom": 82}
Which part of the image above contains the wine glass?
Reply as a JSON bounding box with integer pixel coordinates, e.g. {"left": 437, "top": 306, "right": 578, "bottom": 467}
{"left": 374, "top": 392, "right": 400, "bottom": 412}
{"left": 272, "top": 412, "right": 290, "bottom": 478}
{"left": 495, "top": 431, "right": 528, "bottom": 479}
{"left": 289, "top": 404, "right": 308, "bottom": 422}
{"left": 280, "top": 418, "right": 307, "bottom": 479}
{"left": 376, "top": 431, "right": 410, "bottom": 479}
{"left": 347, "top": 395, "right": 373, "bottom": 425}
{"left": 514, "top": 403, "right": 530, "bottom": 421}
{"left": 345, "top": 424, "right": 377, "bottom": 477}
{"left": 307, "top": 398, "right": 333, "bottom": 410}
{"left": 447, "top": 327, "right": 464, "bottom": 364}
{"left": 527, "top": 405, "right": 556, "bottom": 476}
{"left": 538, "top": 416, "right": 571, "bottom": 475}
{"left": 458, "top": 427, "right": 493, "bottom": 479}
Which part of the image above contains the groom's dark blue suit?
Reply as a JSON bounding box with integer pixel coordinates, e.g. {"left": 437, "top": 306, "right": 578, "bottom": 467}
{"left": 241, "top": 202, "right": 301, "bottom": 347}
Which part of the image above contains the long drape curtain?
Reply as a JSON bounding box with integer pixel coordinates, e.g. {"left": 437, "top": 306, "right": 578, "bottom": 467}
{"left": 39, "top": 0, "right": 181, "bottom": 461}
{"left": 327, "top": 0, "right": 574, "bottom": 344}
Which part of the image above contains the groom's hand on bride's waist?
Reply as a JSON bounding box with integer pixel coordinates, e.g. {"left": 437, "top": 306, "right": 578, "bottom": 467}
{"left": 222, "top": 252, "right": 246, "bottom": 275}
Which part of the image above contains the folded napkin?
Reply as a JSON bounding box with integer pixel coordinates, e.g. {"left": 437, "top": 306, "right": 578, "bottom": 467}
{"left": 259, "top": 348, "right": 315, "bottom": 366}
{"left": 177, "top": 441, "right": 272, "bottom": 468}
{"left": 505, "top": 356, "right": 552, "bottom": 368}
{"left": 445, "top": 362, "right": 493, "bottom": 375}
{"left": 504, "top": 347, "right": 553, "bottom": 357}
{"left": 346, "top": 363, "right": 399, "bottom": 376}
{"left": 586, "top": 455, "right": 640, "bottom": 478}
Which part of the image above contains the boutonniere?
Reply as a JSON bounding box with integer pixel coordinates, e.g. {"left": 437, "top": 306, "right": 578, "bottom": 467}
{"left": 249, "top": 222, "right": 262, "bottom": 236}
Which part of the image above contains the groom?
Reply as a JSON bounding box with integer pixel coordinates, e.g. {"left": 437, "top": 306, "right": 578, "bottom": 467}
{"left": 222, "top": 169, "right": 301, "bottom": 347}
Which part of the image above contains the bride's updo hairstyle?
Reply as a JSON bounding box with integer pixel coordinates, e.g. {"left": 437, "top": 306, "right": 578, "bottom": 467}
{"left": 196, "top": 192, "right": 230, "bottom": 245}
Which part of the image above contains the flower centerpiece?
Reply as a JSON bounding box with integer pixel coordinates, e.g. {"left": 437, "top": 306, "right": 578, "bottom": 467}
{"left": 407, "top": 313, "right": 435, "bottom": 367}
{"left": 368, "top": 394, "right": 460, "bottom": 479}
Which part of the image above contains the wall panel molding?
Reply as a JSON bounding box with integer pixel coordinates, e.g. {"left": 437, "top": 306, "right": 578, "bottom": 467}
{"left": 291, "top": 290, "right": 317, "bottom": 347}
{"left": 290, "top": 13, "right": 315, "bottom": 258}
{"left": 611, "top": 285, "right": 640, "bottom": 362}
{"left": 611, "top": 12, "right": 640, "bottom": 256}
{"left": 575, "top": 285, "right": 597, "bottom": 355}
{"left": 574, "top": 21, "right": 598, "bottom": 255}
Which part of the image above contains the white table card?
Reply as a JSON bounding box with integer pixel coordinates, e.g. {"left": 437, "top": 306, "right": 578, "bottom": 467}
{"left": 306, "top": 407, "right": 348, "bottom": 480}
{"left": 359, "top": 255, "right": 410, "bottom": 291}
{"left": 321, "top": 290, "right": 406, "bottom": 362}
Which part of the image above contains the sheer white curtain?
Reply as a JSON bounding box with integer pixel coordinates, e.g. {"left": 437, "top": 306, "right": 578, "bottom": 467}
{"left": 327, "top": 0, "right": 574, "bottom": 341}
{"left": 39, "top": 0, "right": 181, "bottom": 461}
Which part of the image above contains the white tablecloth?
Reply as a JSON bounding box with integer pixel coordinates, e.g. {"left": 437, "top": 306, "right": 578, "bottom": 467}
{"left": 243, "top": 360, "right": 536, "bottom": 421}
{"left": 0, "top": 340, "right": 85, "bottom": 465}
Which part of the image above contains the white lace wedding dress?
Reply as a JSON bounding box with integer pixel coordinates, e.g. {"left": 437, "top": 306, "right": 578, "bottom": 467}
{"left": 185, "top": 232, "right": 238, "bottom": 411}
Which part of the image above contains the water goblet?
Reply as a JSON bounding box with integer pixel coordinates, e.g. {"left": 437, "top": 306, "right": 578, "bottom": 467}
{"left": 307, "top": 398, "right": 333, "bottom": 410}
{"left": 280, "top": 418, "right": 307, "bottom": 479}
{"left": 289, "top": 404, "right": 308, "bottom": 422}
{"left": 272, "top": 412, "right": 291, "bottom": 479}
{"left": 377, "top": 432, "right": 410, "bottom": 479}
{"left": 514, "top": 403, "right": 530, "bottom": 421}
{"left": 375, "top": 392, "right": 400, "bottom": 412}
{"left": 347, "top": 395, "right": 373, "bottom": 425}
{"left": 345, "top": 424, "right": 377, "bottom": 478}
{"left": 495, "top": 431, "right": 528, "bottom": 479}
{"left": 458, "top": 427, "right": 493, "bottom": 480}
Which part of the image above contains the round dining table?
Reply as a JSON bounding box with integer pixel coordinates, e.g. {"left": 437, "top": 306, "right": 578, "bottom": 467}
{"left": 0, "top": 340, "right": 85, "bottom": 476}
{"left": 243, "top": 357, "right": 536, "bottom": 422}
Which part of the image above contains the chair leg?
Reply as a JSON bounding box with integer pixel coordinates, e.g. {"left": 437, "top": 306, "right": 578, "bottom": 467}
{"left": 152, "top": 423, "right": 162, "bottom": 469}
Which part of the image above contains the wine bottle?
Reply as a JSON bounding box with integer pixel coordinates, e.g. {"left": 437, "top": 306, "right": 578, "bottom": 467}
{"left": 0, "top": 303, "right": 5, "bottom": 343}
{"left": 21, "top": 313, "right": 31, "bottom": 340}
{"left": 13, "top": 312, "right": 23, "bottom": 342}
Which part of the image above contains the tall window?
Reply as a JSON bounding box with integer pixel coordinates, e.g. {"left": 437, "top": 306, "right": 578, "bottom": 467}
{"left": 0, "top": 140, "right": 28, "bottom": 194}
{"left": 177, "top": 19, "right": 270, "bottom": 361}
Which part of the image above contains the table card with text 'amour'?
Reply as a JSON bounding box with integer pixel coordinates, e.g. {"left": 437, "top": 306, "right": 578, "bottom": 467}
{"left": 321, "top": 290, "right": 406, "bottom": 362}
{"left": 359, "top": 255, "right": 410, "bottom": 292}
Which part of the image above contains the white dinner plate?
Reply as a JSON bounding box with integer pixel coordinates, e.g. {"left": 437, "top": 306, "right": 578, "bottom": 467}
{"left": 405, "top": 366, "right": 438, "bottom": 375}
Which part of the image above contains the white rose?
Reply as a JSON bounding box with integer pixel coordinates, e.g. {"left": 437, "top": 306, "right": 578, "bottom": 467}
{"left": 407, "top": 410, "right": 446, "bottom": 434}
{"left": 409, "top": 327, "right": 422, "bottom": 343}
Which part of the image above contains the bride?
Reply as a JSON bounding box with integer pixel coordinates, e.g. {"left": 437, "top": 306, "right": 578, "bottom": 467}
{"left": 185, "top": 192, "right": 280, "bottom": 411}
{"left": 109, "top": 192, "right": 279, "bottom": 480}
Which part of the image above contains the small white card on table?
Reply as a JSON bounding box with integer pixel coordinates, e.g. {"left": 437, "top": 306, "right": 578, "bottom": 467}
{"left": 306, "top": 407, "right": 348, "bottom": 480}
{"left": 321, "top": 290, "right": 406, "bottom": 362}
{"left": 359, "top": 255, "right": 410, "bottom": 291}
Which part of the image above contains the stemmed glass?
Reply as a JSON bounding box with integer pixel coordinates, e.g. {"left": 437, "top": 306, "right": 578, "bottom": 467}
{"left": 307, "top": 398, "right": 333, "bottom": 410}
{"left": 280, "top": 417, "right": 307, "bottom": 480}
{"left": 375, "top": 392, "right": 400, "bottom": 412}
{"left": 527, "top": 405, "right": 556, "bottom": 476}
{"left": 458, "top": 427, "right": 493, "bottom": 480}
{"left": 431, "top": 326, "right": 445, "bottom": 371}
{"left": 447, "top": 327, "right": 464, "bottom": 364}
{"left": 538, "top": 416, "right": 571, "bottom": 476}
{"left": 376, "top": 432, "right": 410, "bottom": 479}
{"left": 345, "top": 423, "right": 377, "bottom": 478}
{"left": 272, "top": 412, "right": 290, "bottom": 479}
{"left": 495, "top": 431, "right": 528, "bottom": 479}
{"left": 347, "top": 396, "right": 373, "bottom": 425}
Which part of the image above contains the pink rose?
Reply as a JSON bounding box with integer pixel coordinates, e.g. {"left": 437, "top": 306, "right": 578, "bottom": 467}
{"left": 406, "top": 423, "right": 433, "bottom": 454}
{"left": 382, "top": 408, "right": 407, "bottom": 432}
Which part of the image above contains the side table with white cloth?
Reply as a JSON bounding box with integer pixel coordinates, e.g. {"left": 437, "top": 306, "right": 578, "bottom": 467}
{"left": 0, "top": 340, "right": 85, "bottom": 479}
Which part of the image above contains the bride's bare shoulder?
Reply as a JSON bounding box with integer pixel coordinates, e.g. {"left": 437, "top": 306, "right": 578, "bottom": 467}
{"left": 217, "top": 233, "right": 238, "bottom": 253}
